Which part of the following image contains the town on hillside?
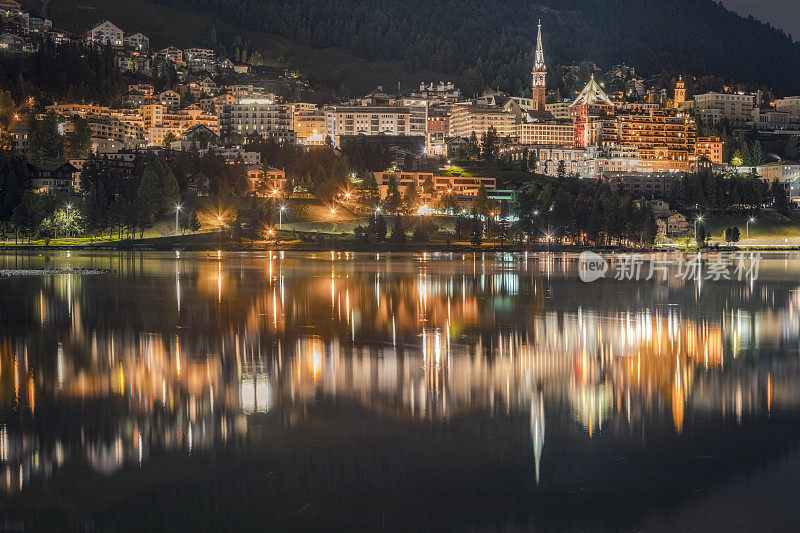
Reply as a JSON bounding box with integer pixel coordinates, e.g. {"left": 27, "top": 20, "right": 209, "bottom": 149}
{"left": 0, "top": 5, "right": 797, "bottom": 247}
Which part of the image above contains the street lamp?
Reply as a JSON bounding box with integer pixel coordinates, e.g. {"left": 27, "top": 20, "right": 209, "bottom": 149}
{"left": 694, "top": 216, "right": 704, "bottom": 245}
{"left": 175, "top": 204, "right": 182, "bottom": 235}
{"left": 279, "top": 205, "right": 286, "bottom": 230}
{"left": 747, "top": 217, "right": 755, "bottom": 239}
{"left": 374, "top": 206, "right": 381, "bottom": 222}
{"left": 66, "top": 203, "right": 72, "bottom": 238}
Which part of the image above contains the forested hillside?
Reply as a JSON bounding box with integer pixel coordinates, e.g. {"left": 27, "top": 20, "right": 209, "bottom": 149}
{"left": 155, "top": 0, "right": 800, "bottom": 96}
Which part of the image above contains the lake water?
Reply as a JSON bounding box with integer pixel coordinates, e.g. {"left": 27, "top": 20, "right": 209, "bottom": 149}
{"left": 0, "top": 250, "right": 799, "bottom": 530}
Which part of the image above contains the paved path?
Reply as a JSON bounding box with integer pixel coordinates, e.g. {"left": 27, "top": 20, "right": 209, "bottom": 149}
{"left": 711, "top": 237, "right": 800, "bottom": 247}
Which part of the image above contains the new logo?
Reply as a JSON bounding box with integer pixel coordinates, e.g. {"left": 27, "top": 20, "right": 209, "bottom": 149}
{"left": 578, "top": 251, "right": 608, "bottom": 282}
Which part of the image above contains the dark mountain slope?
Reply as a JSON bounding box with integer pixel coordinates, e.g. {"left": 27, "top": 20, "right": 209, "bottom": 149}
{"left": 154, "top": 0, "right": 800, "bottom": 95}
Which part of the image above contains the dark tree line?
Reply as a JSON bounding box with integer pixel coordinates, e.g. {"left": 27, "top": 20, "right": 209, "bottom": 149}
{"left": 516, "top": 177, "right": 658, "bottom": 247}
{"left": 157, "top": 0, "right": 800, "bottom": 96}
{"left": 0, "top": 39, "right": 127, "bottom": 106}
{"left": 245, "top": 135, "right": 351, "bottom": 201}
{"left": 666, "top": 170, "right": 790, "bottom": 216}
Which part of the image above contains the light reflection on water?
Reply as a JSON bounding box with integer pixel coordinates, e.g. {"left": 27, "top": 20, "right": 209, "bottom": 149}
{"left": 1, "top": 250, "right": 800, "bottom": 529}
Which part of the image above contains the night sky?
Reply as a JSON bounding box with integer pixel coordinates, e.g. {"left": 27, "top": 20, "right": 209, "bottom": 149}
{"left": 722, "top": 0, "right": 800, "bottom": 40}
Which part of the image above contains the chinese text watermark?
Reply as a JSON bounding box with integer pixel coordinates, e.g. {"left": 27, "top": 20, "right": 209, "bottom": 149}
{"left": 578, "top": 251, "right": 761, "bottom": 283}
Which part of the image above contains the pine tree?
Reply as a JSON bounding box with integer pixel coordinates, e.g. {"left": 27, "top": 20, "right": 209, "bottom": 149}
{"left": 402, "top": 182, "right": 420, "bottom": 214}
{"left": 481, "top": 126, "right": 499, "bottom": 161}
{"left": 28, "top": 111, "right": 63, "bottom": 163}
{"left": 471, "top": 184, "right": 493, "bottom": 218}
{"left": 383, "top": 174, "right": 402, "bottom": 213}
{"left": 750, "top": 141, "right": 765, "bottom": 166}
{"left": 422, "top": 174, "right": 435, "bottom": 196}
{"left": 772, "top": 180, "right": 791, "bottom": 216}
{"left": 787, "top": 136, "right": 799, "bottom": 160}
{"left": 391, "top": 215, "right": 407, "bottom": 243}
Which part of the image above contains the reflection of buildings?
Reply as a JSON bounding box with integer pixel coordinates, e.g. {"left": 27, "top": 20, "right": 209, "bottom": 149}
{"left": 1, "top": 252, "right": 800, "bottom": 492}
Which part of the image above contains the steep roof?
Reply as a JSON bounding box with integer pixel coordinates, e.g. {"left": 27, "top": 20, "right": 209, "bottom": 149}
{"left": 533, "top": 19, "right": 545, "bottom": 71}
{"left": 571, "top": 75, "right": 613, "bottom": 107}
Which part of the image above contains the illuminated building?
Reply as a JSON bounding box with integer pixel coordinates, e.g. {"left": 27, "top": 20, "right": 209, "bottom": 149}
{"left": 614, "top": 106, "right": 697, "bottom": 169}
{"left": 426, "top": 104, "right": 450, "bottom": 156}
{"left": 222, "top": 98, "right": 295, "bottom": 143}
{"left": 696, "top": 136, "right": 724, "bottom": 164}
{"left": 292, "top": 110, "right": 327, "bottom": 145}
{"left": 674, "top": 75, "right": 686, "bottom": 108}
{"left": 374, "top": 171, "right": 495, "bottom": 198}
{"left": 324, "top": 106, "right": 411, "bottom": 147}
{"left": 774, "top": 95, "right": 800, "bottom": 120}
{"left": 27, "top": 161, "right": 78, "bottom": 192}
{"left": 694, "top": 91, "right": 755, "bottom": 126}
{"left": 570, "top": 76, "right": 615, "bottom": 148}
{"left": 515, "top": 121, "right": 574, "bottom": 147}
{"left": 531, "top": 20, "right": 547, "bottom": 112}
{"left": 545, "top": 101, "right": 571, "bottom": 120}
{"left": 146, "top": 105, "right": 219, "bottom": 146}
{"left": 448, "top": 102, "right": 515, "bottom": 139}
{"left": 247, "top": 167, "right": 287, "bottom": 195}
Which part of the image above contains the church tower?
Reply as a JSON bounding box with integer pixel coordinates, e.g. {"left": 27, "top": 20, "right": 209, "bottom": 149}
{"left": 532, "top": 20, "right": 547, "bottom": 111}
{"left": 674, "top": 75, "right": 686, "bottom": 108}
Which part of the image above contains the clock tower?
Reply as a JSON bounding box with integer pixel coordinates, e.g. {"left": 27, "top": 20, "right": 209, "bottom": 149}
{"left": 532, "top": 20, "right": 547, "bottom": 111}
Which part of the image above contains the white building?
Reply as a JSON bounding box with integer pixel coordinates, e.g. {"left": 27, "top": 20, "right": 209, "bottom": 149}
{"left": 324, "top": 106, "right": 411, "bottom": 147}
{"left": 753, "top": 108, "right": 791, "bottom": 131}
{"left": 224, "top": 97, "right": 296, "bottom": 143}
{"left": 694, "top": 92, "right": 755, "bottom": 126}
{"left": 86, "top": 21, "right": 124, "bottom": 47}
{"left": 414, "top": 81, "right": 461, "bottom": 102}
{"left": 774, "top": 96, "right": 800, "bottom": 120}
{"left": 532, "top": 147, "right": 589, "bottom": 177}
{"left": 448, "top": 102, "right": 515, "bottom": 139}
{"left": 123, "top": 32, "right": 149, "bottom": 51}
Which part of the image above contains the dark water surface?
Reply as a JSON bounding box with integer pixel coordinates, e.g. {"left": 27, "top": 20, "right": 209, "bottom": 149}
{"left": 0, "top": 250, "right": 799, "bottom": 531}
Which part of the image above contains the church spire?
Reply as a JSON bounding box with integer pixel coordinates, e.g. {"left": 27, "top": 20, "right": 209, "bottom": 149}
{"left": 534, "top": 19, "right": 545, "bottom": 71}
{"left": 531, "top": 19, "right": 547, "bottom": 111}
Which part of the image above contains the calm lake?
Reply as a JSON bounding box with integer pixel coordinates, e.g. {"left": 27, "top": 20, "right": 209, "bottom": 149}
{"left": 0, "top": 250, "right": 799, "bottom": 530}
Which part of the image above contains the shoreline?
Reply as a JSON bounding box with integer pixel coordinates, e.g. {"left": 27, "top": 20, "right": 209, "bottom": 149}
{"left": 0, "top": 242, "right": 788, "bottom": 253}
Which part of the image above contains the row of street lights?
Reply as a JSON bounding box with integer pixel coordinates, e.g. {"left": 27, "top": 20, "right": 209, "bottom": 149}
{"left": 694, "top": 215, "right": 756, "bottom": 244}
{"left": 174, "top": 203, "right": 288, "bottom": 234}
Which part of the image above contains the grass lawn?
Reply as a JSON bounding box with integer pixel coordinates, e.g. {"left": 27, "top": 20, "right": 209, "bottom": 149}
{"left": 454, "top": 160, "right": 546, "bottom": 184}
{"left": 21, "top": 0, "right": 446, "bottom": 95}
{"left": 703, "top": 212, "right": 800, "bottom": 240}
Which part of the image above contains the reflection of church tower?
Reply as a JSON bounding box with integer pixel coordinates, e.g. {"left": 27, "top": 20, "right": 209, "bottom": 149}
{"left": 674, "top": 76, "right": 686, "bottom": 108}
{"left": 532, "top": 20, "right": 547, "bottom": 111}
{"left": 530, "top": 391, "right": 545, "bottom": 484}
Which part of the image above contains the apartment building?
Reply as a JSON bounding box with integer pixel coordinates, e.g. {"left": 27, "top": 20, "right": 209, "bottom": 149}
{"left": 515, "top": 121, "right": 574, "bottom": 147}
{"left": 325, "top": 106, "right": 410, "bottom": 147}
{"left": 146, "top": 106, "right": 219, "bottom": 146}
{"left": 374, "top": 171, "right": 496, "bottom": 198}
{"left": 86, "top": 21, "right": 123, "bottom": 47}
{"left": 695, "top": 136, "right": 724, "bottom": 164}
{"left": 123, "top": 32, "right": 149, "bottom": 51}
{"left": 614, "top": 107, "right": 696, "bottom": 164}
{"left": 694, "top": 92, "right": 755, "bottom": 125}
{"left": 223, "top": 97, "right": 296, "bottom": 143}
{"left": 448, "top": 103, "right": 515, "bottom": 138}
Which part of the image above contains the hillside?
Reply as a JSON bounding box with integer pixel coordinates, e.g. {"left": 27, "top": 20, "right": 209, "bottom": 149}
{"left": 21, "top": 0, "right": 800, "bottom": 97}
{"left": 18, "top": 0, "right": 446, "bottom": 95}
{"left": 149, "top": 0, "right": 800, "bottom": 97}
